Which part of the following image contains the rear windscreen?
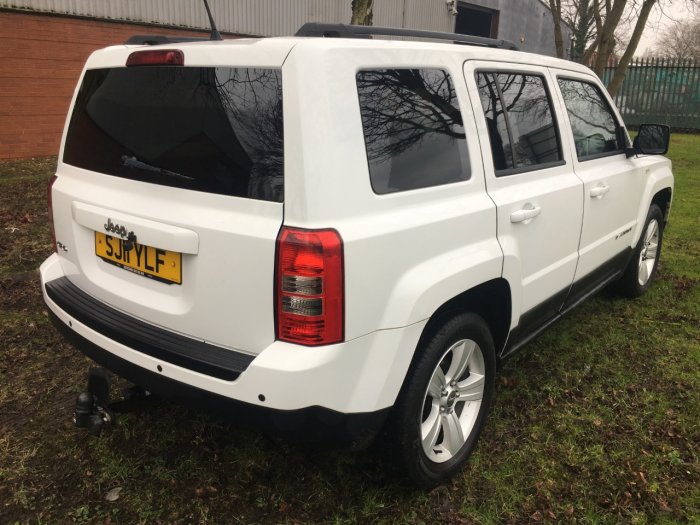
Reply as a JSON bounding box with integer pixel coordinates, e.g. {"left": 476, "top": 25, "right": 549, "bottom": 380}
{"left": 63, "top": 67, "right": 284, "bottom": 202}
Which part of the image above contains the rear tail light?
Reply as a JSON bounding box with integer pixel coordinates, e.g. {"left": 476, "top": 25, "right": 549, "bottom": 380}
{"left": 126, "top": 49, "right": 184, "bottom": 67}
{"left": 276, "top": 227, "right": 344, "bottom": 346}
{"left": 47, "top": 175, "right": 57, "bottom": 252}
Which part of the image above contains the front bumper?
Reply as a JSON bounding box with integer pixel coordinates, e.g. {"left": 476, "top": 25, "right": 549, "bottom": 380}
{"left": 40, "top": 254, "right": 426, "bottom": 439}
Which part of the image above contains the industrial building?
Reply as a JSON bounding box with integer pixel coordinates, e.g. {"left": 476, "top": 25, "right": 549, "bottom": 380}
{"left": 0, "top": 0, "right": 571, "bottom": 159}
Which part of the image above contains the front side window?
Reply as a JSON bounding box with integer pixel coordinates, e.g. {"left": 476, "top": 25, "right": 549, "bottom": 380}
{"left": 356, "top": 68, "right": 470, "bottom": 194}
{"left": 64, "top": 67, "right": 284, "bottom": 202}
{"left": 557, "top": 79, "right": 622, "bottom": 160}
{"left": 477, "top": 72, "right": 562, "bottom": 174}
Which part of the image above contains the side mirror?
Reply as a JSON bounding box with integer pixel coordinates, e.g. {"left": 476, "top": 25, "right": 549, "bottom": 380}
{"left": 632, "top": 124, "right": 671, "bottom": 155}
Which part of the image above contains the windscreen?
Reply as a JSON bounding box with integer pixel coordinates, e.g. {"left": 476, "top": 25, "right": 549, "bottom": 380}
{"left": 63, "top": 66, "right": 284, "bottom": 202}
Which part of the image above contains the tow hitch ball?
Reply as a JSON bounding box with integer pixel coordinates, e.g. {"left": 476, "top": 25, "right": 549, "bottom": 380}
{"left": 73, "top": 367, "right": 115, "bottom": 437}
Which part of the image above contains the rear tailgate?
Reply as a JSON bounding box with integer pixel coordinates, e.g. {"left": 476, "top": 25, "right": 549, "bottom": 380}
{"left": 50, "top": 40, "right": 294, "bottom": 355}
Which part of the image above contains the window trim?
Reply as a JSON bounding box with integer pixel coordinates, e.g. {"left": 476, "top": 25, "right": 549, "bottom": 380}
{"left": 494, "top": 159, "right": 567, "bottom": 177}
{"left": 475, "top": 69, "right": 566, "bottom": 177}
{"left": 556, "top": 75, "right": 626, "bottom": 162}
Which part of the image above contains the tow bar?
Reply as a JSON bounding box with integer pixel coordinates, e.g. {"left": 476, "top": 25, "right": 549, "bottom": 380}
{"left": 73, "top": 367, "right": 150, "bottom": 436}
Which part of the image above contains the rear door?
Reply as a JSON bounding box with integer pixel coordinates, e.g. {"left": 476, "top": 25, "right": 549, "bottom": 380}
{"left": 464, "top": 62, "right": 583, "bottom": 339}
{"left": 51, "top": 44, "right": 289, "bottom": 354}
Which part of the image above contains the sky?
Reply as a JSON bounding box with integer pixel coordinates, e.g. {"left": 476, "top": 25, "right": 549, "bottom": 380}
{"left": 636, "top": 1, "right": 698, "bottom": 55}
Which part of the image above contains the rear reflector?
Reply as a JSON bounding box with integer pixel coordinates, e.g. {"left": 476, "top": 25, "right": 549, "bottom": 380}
{"left": 126, "top": 49, "right": 184, "bottom": 67}
{"left": 276, "top": 227, "right": 344, "bottom": 346}
{"left": 47, "top": 175, "right": 57, "bottom": 252}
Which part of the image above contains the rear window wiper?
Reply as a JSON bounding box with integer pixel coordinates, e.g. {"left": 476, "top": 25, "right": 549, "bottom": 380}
{"left": 121, "top": 155, "right": 195, "bottom": 181}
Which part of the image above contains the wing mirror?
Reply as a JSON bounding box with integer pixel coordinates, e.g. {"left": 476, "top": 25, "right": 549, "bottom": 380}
{"left": 626, "top": 124, "right": 671, "bottom": 157}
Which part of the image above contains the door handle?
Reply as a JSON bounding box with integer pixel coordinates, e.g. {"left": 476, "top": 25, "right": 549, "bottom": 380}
{"left": 589, "top": 184, "right": 610, "bottom": 198}
{"left": 510, "top": 206, "right": 541, "bottom": 223}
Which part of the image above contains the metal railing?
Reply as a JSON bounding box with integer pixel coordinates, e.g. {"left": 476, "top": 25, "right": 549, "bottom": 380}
{"left": 600, "top": 58, "right": 700, "bottom": 130}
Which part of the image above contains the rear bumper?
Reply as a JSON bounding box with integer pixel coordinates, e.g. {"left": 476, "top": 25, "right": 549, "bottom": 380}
{"left": 40, "top": 253, "right": 425, "bottom": 422}
{"left": 48, "top": 309, "right": 388, "bottom": 448}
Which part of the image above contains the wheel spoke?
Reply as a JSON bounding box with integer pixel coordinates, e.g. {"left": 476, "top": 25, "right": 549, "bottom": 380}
{"left": 456, "top": 373, "right": 485, "bottom": 402}
{"left": 646, "top": 241, "right": 658, "bottom": 259}
{"left": 421, "top": 405, "right": 441, "bottom": 451}
{"left": 639, "top": 258, "right": 650, "bottom": 283}
{"left": 428, "top": 367, "right": 446, "bottom": 399}
{"left": 645, "top": 221, "right": 657, "bottom": 243}
{"left": 446, "top": 340, "right": 475, "bottom": 382}
{"left": 442, "top": 411, "right": 465, "bottom": 456}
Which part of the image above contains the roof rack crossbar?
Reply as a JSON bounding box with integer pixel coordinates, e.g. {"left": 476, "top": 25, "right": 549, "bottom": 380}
{"left": 294, "top": 23, "right": 519, "bottom": 50}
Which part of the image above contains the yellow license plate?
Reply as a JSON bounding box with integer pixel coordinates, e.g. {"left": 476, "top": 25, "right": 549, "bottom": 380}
{"left": 95, "top": 232, "right": 182, "bottom": 285}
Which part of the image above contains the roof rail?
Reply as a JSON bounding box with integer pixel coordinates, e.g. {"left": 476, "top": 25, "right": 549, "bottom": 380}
{"left": 125, "top": 35, "right": 210, "bottom": 46}
{"left": 294, "top": 23, "right": 519, "bottom": 50}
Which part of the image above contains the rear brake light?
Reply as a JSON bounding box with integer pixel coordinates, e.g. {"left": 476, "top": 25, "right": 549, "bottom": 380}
{"left": 47, "top": 175, "right": 57, "bottom": 252}
{"left": 126, "top": 49, "right": 184, "bottom": 67}
{"left": 276, "top": 227, "right": 344, "bottom": 346}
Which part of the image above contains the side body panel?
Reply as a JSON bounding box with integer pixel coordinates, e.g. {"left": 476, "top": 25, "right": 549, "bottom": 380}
{"left": 462, "top": 61, "right": 583, "bottom": 334}
{"left": 283, "top": 42, "right": 504, "bottom": 341}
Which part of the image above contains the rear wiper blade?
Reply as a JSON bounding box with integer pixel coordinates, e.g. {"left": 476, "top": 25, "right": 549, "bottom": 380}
{"left": 121, "top": 155, "right": 195, "bottom": 181}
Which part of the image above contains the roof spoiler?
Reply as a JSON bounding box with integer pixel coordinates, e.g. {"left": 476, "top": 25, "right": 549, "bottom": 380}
{"left": 124, "top": 35, "right": 210, "bottom": 46}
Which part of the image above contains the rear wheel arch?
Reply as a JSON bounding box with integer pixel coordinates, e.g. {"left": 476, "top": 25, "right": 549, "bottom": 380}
{"left": 412, "top": 279, "right": 511, "bottom": 369}
{"left": 392, "top": 312, "right": 497, "bottom": 486}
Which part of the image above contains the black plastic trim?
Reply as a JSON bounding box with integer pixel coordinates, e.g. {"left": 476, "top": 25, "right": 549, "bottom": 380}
{"left": 501, "top": 248, "right": 632, "bottom": 358}
{"left": 45, "top": 277, "right": 254, "bottom": 381}
{"left": 495, "top": 159, "right": 567, "bottom": 177}
{"left": 562, "top": 248, "right": 632, "bottom": 312}
{"left": 48, "top": 310, "right": 389, "bottom": 449}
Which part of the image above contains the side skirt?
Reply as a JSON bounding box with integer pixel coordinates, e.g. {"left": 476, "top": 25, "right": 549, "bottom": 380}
{"left": 500, "top": 248, "right": 632, "bottom": 359}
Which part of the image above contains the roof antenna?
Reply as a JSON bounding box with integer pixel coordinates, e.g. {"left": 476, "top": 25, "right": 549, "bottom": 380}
{"left": 202, "top": 0, "right": 222, "bottom": 41}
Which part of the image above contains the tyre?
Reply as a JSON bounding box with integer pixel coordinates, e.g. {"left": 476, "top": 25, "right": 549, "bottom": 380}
{"left": 392, "top": 313, "right": 496, "bottom": 487}
{"left": 618, "top": 204, "right": 664, "bottom": 298}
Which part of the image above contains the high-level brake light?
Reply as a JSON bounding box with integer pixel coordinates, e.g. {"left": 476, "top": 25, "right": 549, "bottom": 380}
{"left": 275, "top": 227, "right": 344, "bottom": 346}
{"left": 126, "top": 49, "right": 184, "bottom": 67}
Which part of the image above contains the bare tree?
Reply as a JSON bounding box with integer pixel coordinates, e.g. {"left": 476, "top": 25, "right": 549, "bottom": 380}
{"left": 655, "top": 16, "right": 700, "bottom": 59}
{"left": 567, "top": 0, "right": 597, "bottom": 59}
{"left": 549, "top": 0, "right": 566, "bottom": 58}
{"left": 351, "top": 0, "right": 373, "bottom": 25}
{"left": 606, "top": 0, "right": 658, "bottom": 95}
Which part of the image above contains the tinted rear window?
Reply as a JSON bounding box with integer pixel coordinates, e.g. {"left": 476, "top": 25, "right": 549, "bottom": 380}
{"left": 63, "top": 67, "right": 284, "bottom": 202}
{"left": 356, "top": 68, "right": 470, "bottom": 194}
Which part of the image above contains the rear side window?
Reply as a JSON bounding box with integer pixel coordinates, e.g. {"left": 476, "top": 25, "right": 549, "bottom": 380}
{"left": 356, "top": 69, "right": 470, "bottom": 194}
{"left": 63, "top": 67, "right": 284, "bottom": 202}
{"left": 477, "top": 72, "right": 562, "bottom": 174}
{"left": 557, "top": 78, "right": 622, "bottom": 160}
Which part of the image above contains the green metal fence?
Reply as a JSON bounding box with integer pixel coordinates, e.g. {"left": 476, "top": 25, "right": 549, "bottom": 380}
{"left": 600, "top": 58, "right": 700, "bottom": 130}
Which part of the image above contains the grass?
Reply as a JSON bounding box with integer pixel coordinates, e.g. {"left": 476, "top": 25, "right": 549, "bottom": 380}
{"left": 0, "top": 136, "right": 698, "bottom": 524}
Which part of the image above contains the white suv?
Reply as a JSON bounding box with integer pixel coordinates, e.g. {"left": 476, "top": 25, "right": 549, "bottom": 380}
{"left": 40, "top": 24, "right": 673, "bottom": 486}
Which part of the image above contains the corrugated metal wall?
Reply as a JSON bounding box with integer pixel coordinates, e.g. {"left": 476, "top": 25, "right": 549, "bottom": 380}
{"left": 464, "top": 0, "right": 570, "bottom": 56}
{"left": 0, "top": 0, "right": 353, "bottom": 36}
{"left": 374, "top": 0, "right": 453, "bottom": 33}
{"left": 0, "top": 0, "right": 567, "bottom": 52}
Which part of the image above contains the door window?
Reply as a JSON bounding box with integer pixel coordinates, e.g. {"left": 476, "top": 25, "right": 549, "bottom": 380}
{"left": 557, "top": 79, "right": 623, "bottom": 160}
{"left": 477, "top": 73, "right": 562, "bottom": 175}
